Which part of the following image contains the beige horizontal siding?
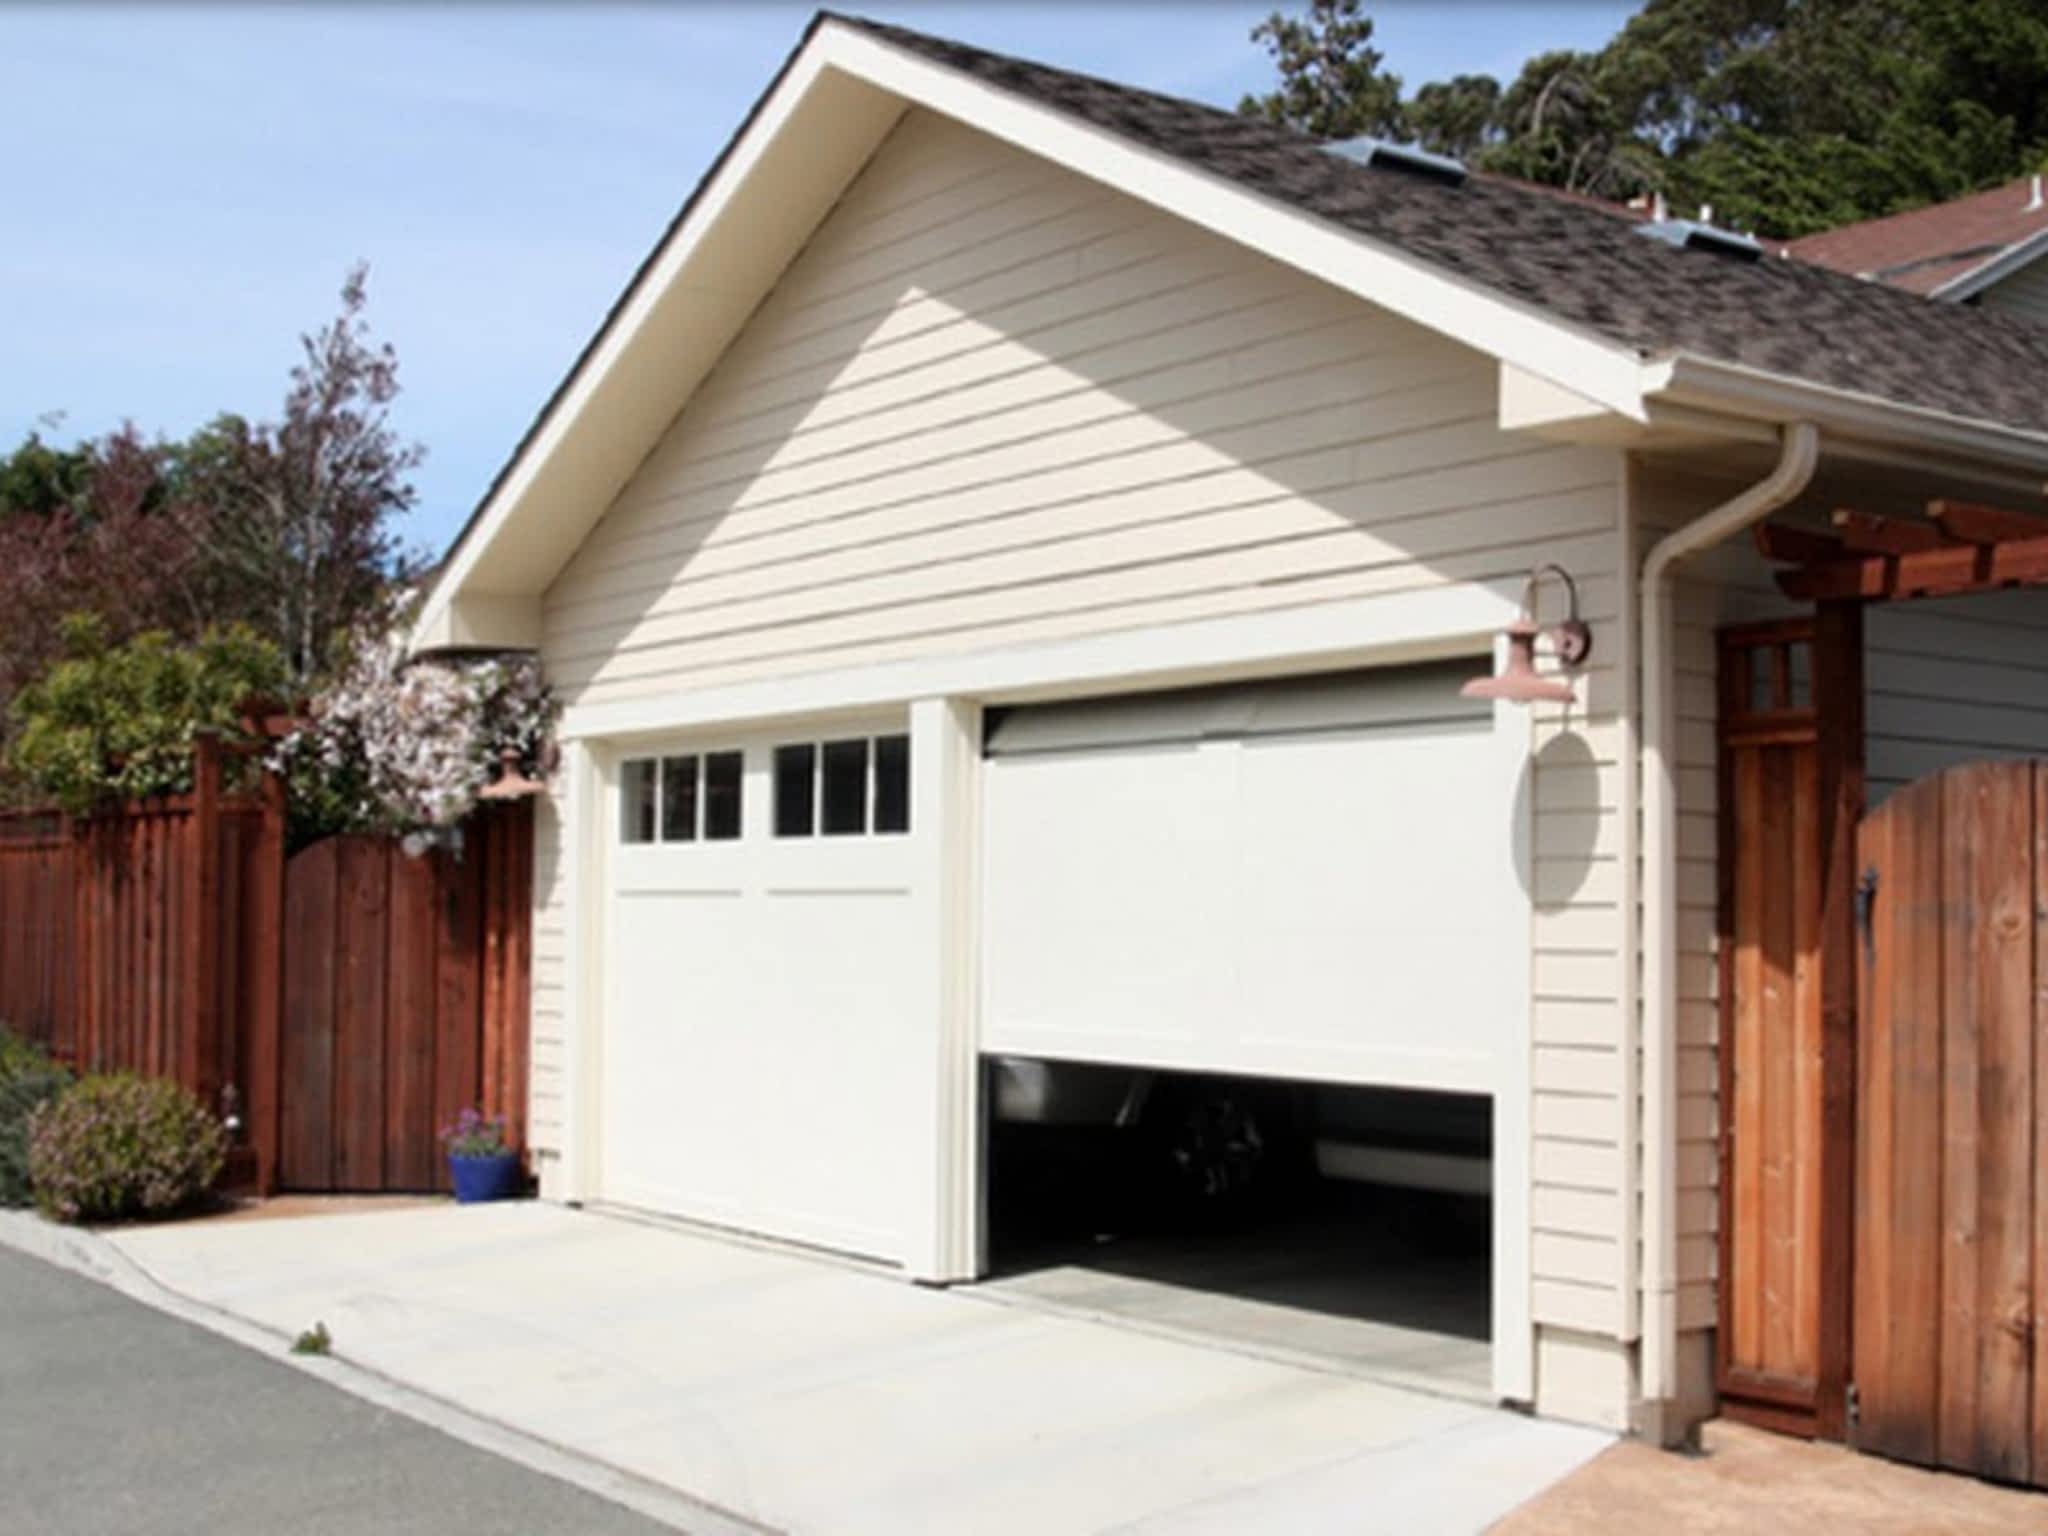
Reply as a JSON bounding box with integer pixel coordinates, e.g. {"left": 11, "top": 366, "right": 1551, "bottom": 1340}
{"left": 526, "top": 792, "right": 567, "bottom": 1154}
{"left": 532, "top": 101, "right": 1632, "bottom": 1341}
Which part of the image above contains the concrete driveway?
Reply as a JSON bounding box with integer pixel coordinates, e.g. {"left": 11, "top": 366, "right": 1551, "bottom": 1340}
{"left": 95, "top": 1202, "right": 1606, "bottom": 1534}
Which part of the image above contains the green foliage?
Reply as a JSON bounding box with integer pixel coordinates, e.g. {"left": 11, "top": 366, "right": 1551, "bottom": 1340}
{"left": 1240, "top": 0, "right": 1404, "bottom": 140}
{"left": 1405, "top": 75, "right": 1504, "bottom": 160}
{"left": 9, "top": 615, "right": 286, "bottom": 814}
{"left": 0, "top": 1027, "right": 72, "bottom": 1208}
{"left": 0, "top": 432, "right": 95, "bottom": 522}
{"left": 291, "top": 1321, "right": 333, "bottom": 1356}
{"left": 27, "top": 1072, "right": 226, "bottom": 1224}
{"left": 1242, "top": 0, "right": 2048, "bottom": 239}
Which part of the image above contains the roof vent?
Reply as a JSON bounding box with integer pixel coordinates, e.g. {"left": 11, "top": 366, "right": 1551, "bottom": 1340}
{"left": 1634, "top": 217, "right": 1764, "bottom": 262}
{"left": 1322, "top": 135, "right": 1467, "bottom": 188}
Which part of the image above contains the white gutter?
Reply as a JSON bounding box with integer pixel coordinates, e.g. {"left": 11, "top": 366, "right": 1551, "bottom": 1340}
{"left": 1642, "top": 354, "right": 2048, "bottom": 480}
{"left": 1637, "top": 420, "right": 1820, "bottom": 1435}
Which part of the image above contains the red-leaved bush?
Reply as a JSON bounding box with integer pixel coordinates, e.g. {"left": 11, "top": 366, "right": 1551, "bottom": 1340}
{"left": 27, "top": 1073, "right": 225, "bottom": 1224}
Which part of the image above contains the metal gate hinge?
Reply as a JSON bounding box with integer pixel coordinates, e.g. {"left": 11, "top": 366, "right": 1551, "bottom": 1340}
{"left": 1854, "top": 868, "right": 1879, "bottom": 949}
{"left": 1846, "top": 1381, "right": 1861, "bottom": 1426}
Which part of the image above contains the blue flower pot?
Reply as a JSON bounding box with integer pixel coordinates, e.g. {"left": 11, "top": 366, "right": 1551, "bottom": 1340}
{"left": 448, "top": 1151, "right": 523, "bottom": 1204}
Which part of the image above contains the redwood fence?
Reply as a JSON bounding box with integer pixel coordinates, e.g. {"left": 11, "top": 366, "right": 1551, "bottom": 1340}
{"left": 0, "top": 734, "right": 531, "bottom": 1195}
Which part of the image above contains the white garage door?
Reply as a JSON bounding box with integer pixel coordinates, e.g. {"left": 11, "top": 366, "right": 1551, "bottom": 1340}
{"left": 601, "top": 722, "right": 916, "bottom": 1261}
{"left": 981, "top": 661, "right": 1516, "bottom": 1092}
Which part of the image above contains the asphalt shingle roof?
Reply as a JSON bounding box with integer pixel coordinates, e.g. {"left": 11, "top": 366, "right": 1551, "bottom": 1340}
{"left": 836, "top": 13, "right": 2048, "bottom": 439}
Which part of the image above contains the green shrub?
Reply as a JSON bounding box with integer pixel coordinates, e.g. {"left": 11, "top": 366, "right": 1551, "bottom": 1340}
{"left": 0, "top": 1027, "right": 72, "bottom": 1208}
{"left": 9, "top": 613, "right": 286, "bottom": 814}
{"left": 28, "top": 1072, "right": 225, "bottom": 1224}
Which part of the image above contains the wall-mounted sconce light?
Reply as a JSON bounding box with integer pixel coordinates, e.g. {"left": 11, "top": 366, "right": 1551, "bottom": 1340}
{"left": 1461, "top": 563, "right": 1593, "bottom": 705}
{"left": 477, "top": 745, "right": 547, "bottom": 801}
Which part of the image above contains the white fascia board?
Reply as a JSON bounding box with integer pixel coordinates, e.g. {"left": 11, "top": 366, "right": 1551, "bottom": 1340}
{"left": 824, "top": 27, "right": 1651, "bottom": 424}
{"left": 558, "top": 581, "right": 1516, "bottom": 746}
{"left": 1928, "top": 226, "right": 2048, "bottom": 302}
{"left": 1642, "top": 351, "right": 2048, "bottom": 478}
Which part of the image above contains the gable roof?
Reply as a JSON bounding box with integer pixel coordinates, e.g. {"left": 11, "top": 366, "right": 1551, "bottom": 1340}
{"left": 1785, "top": 176, "right": 2048, "bottom": 297}
{"left": 415, "top": 12, "right": 2048, "bottom": 652}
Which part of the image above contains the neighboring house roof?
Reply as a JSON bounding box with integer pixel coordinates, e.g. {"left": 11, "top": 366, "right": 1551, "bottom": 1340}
{"left": 415, "top": 11, "right": 2048, "bottom": 652}
{"left": 839, "top": 15, "right": 2048, "bottom": 438}
{"left": 1784, "top": 176, "right": 2048, "bottom": 297}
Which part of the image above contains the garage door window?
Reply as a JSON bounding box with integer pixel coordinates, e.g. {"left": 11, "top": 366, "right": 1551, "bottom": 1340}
{"left": 773, "top": 733, "right": 910, "bottom": 837}
{"left": 621, "top": 751, "right": 743, "bottom": 844}
{"left": 621, "top": 758, "right": 658, "bottom": 843}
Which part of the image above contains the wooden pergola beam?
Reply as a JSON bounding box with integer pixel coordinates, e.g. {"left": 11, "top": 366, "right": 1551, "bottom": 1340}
{"left": 1830, "top": 508, "right": 1945, "bottom": 556}
{"left": 1754, "top": 522, "right": 1845, "bottom": 565}
{"left": 1778, "top": 532, "right": 2048, "bottom": 601}
{"left": 1928, "top": 498, "right": 2048, "bottom": 545}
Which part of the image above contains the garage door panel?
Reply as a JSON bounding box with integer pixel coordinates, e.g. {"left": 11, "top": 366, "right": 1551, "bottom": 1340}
{"left": 981, "top": 662, "right": 1510, "bottom": 1093}
{"left": 605, "top": 888, "right": 913, "bottom": 1256}
{"left": 599, "top": 721, "right": 916, "bottom": 1265}
{"left": 981, "top": 741, "right": 1233, "bottom": 1056}
{"left": 1232, "top": 718, "right": 1502, "bottom": 1080}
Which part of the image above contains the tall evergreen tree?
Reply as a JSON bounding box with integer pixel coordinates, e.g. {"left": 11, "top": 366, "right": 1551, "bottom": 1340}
{"left": 1240, "top": 0, "right": 2048, "bottom": 239}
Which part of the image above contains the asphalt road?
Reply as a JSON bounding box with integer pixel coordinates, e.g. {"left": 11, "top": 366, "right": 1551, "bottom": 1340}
{"left": 0, "top": 1245, "right": 677, "bottom": 1536}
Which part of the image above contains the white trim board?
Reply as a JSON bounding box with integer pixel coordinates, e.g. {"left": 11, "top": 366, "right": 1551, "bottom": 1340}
{"left": 559, "top": 582, "right": 1519, "bottom": 744}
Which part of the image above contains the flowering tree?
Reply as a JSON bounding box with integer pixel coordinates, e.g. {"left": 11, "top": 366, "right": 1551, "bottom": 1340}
{"left": 276, "top": 612, "right": 553, "bottom": 844}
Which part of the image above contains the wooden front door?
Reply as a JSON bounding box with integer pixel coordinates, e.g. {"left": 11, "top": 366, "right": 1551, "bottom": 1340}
{"left": 1854, "top": 759, "right": 2048, "bottom": 1486}
{"left": 1718, "top": 622, "right": 1829, "bottom": 1430}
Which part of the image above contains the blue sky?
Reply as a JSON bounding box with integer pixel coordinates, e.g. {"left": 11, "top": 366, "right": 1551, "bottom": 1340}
{"left": 0, "top": 3, "right": 1637, "bottom": 559}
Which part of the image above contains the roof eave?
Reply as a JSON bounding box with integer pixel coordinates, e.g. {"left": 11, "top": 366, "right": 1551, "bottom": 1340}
{"left": 1643, "top": 352, "right": 2048, "bottom": 482}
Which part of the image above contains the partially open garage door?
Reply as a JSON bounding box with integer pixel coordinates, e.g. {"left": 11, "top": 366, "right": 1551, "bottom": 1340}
{"left": 980, "top": 660, "right": 1513, "bottom": 1091}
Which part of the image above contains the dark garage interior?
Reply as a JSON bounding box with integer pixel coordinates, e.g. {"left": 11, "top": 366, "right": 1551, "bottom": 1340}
{"left": 980, "top": 1059, "right": 1493, "bottom": 1398}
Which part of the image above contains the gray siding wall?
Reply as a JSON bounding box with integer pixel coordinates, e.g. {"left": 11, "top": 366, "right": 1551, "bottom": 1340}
{"left": 1980, "top": 256, "right": 2048, "bottom": 326}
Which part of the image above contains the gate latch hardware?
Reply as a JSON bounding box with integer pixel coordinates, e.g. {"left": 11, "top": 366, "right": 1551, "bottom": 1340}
{"left": 1854, "top": 867, "right": 1879, "bottom": 949}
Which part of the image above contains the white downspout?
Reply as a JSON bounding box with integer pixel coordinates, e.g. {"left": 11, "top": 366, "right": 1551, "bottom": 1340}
{"left": 1638, "top": 420, "right": 1819, "bottom": 1435}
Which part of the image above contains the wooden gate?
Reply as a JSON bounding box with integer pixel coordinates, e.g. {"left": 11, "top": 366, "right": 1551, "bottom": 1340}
{"left": 1854, "top": 759, "right": 2048, "bottom": 1486}
{"left": 279, "top": 804, "right": 532, "bottom": 1193}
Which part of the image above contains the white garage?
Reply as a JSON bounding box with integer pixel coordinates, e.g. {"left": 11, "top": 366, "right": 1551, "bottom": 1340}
{"left": 980, "top": 659, "right": 1519, "bottom": 1094}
